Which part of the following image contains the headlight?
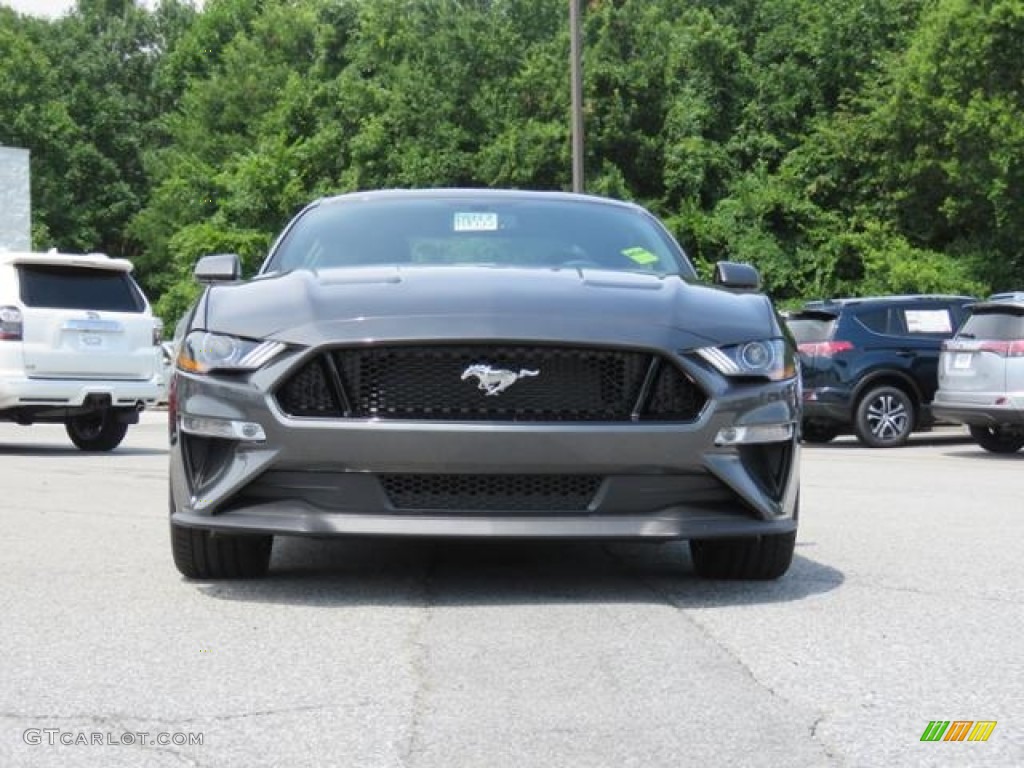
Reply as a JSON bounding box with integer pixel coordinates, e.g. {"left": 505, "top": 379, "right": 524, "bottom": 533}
{"left": 694, "top": 339, "right": 795, "bottom": 380}
{"left": 177, "top": 331, "right": 285, "bottom": 374}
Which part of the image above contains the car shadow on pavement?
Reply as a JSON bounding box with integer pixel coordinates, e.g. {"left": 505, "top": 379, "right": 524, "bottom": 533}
{"left": 0, "top": 443, "right": 166, "bottom": 456}
{"left": 941, "top": 449, "right": 1023, "bottom": 461}
{"left": 803, "top": 430, "right": 973, "bottom": 449}
{"left": 191, "top": 537, "right": 844, "bottom": 610}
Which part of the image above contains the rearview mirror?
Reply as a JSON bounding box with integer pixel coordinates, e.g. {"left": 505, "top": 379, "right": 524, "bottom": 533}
{"left": 193, "top": 253, "right": 242, "bottom": 283}
{"left": 713, "top": 261, "right": 761, "bottom": 292}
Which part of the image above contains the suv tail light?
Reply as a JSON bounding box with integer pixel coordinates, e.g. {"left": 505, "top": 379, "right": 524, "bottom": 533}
{"left": 0, "top": 306, "right": 23, "bottom": 340}
{"left": 978, "top": 340, "right": 1024, "bottom": 357}
{"left": 797, "top": 340, "right": 853, "bottom": 357}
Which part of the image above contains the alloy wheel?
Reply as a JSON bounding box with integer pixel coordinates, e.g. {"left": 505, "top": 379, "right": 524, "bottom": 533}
{"left": 865, "top": 393, "right": 909, "bottom": 441}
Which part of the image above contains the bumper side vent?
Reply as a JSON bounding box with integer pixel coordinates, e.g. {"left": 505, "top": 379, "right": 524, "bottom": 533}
{"left": 738, "top": 442, "right": 795, "bottom": 502}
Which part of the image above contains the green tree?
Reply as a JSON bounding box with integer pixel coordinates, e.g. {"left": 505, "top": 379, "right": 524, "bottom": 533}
{"left": 7, "top": 0, "right": 1014, "bottom": 326}
{"left": 0, "top": 8, "right": 78, "bottom": 247}
{"left": 875, "top": 0, "right": 1024, "bottom": 288}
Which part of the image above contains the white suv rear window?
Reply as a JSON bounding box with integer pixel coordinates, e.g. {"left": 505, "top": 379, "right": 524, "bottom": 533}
{"left": 18, "top": 265, "right": 145, "bottom": 313}
{"left": 960, "top": 309, "right": 1024, "bottom": 341}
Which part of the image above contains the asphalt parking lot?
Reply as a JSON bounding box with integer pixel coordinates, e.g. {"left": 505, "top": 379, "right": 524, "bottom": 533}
{"left": 1, "top": 413, "right": 1021, "bottom": 767}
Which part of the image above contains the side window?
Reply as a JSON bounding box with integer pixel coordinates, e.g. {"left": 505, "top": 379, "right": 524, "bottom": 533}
{"left": 855, "top": 308, "right": 891, "bottom": 334}
{"left": 900, "top": 306, "right": 954, "bottom": 336}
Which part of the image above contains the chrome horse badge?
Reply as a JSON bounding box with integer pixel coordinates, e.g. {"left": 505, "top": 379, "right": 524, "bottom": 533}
{"left": 461, "top": 364, "right": 540, "bottom": 396}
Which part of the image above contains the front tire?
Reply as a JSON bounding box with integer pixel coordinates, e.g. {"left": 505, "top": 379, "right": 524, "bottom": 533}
{"left": 854, "top": 386, "right": 915, "bottom": 447}
{"left": 969, "top": 425, "right": 1024, "bottom": 454}
{"left": 65, "top": 411, "right": 129, "bottom": 452}
{"left": 690, "top": 530, "right": 796, "bottom": 580}
{"left": 171, "top": 523, "right": 273, "bottom": 579}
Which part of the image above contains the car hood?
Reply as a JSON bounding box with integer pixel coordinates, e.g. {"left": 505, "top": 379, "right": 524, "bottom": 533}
{"left": 202, "top": 266, "right": 777, "bottom": 350}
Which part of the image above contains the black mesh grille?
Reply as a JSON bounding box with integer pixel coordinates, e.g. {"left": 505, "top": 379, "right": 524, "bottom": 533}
{"left": 381, "top": 474, "right": 603, "bottom": 511}
{"left": 274, "top": 344, "right": 706, "bottom": 422}
{"left": 337, "top": 344, "right": 648, "bottom": 421}
{"left": 642, "top": 360, "right": 709, "bottom": 422}
{"left": 276, "top": 358, "right": 340, "bottom": 417}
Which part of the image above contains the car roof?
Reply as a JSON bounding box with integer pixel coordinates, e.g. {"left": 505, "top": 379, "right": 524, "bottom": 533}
{"left": 985, "top": 291, "right": 1024, "bottom": 303}
{"left": 971, "top": 292, "right": 1024, "bottom": 312}
{"left": 799, "top": 294, "right": 975, "bottom": 311}
{"left": 313, "top": 187, "right": 647, "bottom": 213}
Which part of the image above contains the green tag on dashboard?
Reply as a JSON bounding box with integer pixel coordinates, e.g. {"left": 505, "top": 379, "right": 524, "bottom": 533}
{"left": 622, "top": 247, "right": 659, "bottom": 265}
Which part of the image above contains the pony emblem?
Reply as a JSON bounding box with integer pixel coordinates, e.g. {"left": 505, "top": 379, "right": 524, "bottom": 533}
{"left": 461, "top": 364, "right": 540, "bottom": 396}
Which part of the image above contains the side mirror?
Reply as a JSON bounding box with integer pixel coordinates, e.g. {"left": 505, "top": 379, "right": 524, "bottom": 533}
{"left": 713, "top": 261, "right": 761, "bottom": 291}
{"left": 193, "top": 253, "right": 241, "bottom": 284}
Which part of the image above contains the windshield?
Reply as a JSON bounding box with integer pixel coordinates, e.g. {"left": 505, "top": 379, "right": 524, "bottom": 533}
{"left": 263, "top": 197, "right": 694, "bottom": 277}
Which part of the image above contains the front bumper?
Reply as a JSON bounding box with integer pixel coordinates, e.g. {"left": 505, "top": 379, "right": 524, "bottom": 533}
{"left": 170, "top": 353, "right": 801, "bottom": 541}
{"left": 171, "top": 505, "right": 798, "bottom": 540}
{"left": 932, "top": 391, "right": 1024, "bottom": 428}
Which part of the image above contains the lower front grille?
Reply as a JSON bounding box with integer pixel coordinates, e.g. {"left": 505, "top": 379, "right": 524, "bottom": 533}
{"left": 380, "top": 474, "right": 603, "bottom": 511}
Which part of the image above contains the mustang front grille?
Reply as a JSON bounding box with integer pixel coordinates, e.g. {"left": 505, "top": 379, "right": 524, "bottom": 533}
{"left": 380, "top": 473, "right": 603, "bottom": 511}
{"left": 275, "top": 344, "right": 706, "bottom": 422}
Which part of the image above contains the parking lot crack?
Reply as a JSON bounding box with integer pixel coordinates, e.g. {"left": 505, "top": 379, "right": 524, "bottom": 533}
{"left": 600, "top": 547, "right": 843, "bottom": 766}
{"left": 849, "top": 579, "right": 1021, "bottom": 605}
{"left": 0, "top": 711, "right": 139, "bottom": 726}
{"left": 197, "top": 703, "right": 331, "bottom": 723}
{"left": 397, "top": 549, "right": 437, "bottom": 768}
{"left": 810, "top": 712, "right": 840, "bottom": 762}
{"left": 0, "top": 704, "right": 331, "bottom": 727}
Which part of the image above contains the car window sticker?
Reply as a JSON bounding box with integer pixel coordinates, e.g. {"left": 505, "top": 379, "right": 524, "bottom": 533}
{"left": 621, "top": 246, "right": 659, "bottom": 266}
{"left": 904, "top": 309, "right": 952, "bottom": 334}
{"left": 453, "top": 212, "right": 499, "bottom": 232}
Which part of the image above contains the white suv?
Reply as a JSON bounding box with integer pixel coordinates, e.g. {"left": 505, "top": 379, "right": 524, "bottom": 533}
{"left": 933, "top": 293, "right": 1024, "bottom": 453}
{"left": 0, "top": 251, "right": 162, "bottom": 450}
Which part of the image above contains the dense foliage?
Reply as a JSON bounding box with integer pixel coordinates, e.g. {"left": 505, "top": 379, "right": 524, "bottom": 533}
{"left": 2, "top": 0, "right": 1021, "bottom": 324}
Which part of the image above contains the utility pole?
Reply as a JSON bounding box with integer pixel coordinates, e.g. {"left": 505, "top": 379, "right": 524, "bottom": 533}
{"left": 569, "top": 0, "right": 584, "bottom": 193}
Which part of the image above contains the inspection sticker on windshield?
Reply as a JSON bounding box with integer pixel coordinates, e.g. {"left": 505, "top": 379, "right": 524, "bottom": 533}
{"left": 453, "top": 212, "right": 499, "bottom": 232}
{"left": 622, "top": 246, "right": 659, "bottom": 265}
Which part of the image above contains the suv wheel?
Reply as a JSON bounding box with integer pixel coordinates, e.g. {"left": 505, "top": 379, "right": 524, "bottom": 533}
{"left": 854, "top": 386, "right": 915, "bottom": 447}
{"left": 801, "top": 422, "right": 840, "bottom": 444}
{"left": 689, "top": 530, "right": 796, "bottom": 580}
{"left": 65, "top": 410, "right": 129, "bottom": 451}
{"left": 969, "top": 425, "right": 1024, "bottom": 454}
{"left": 171, "top": 523, "right": 273, "bottom": 579}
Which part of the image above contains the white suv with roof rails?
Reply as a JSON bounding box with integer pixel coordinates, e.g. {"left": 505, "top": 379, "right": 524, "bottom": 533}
{"left": 934, "top": 292, "right": 1024, "bottom": 453}
{"left": 0, "top": 251, "right": 162, "bottom": 451}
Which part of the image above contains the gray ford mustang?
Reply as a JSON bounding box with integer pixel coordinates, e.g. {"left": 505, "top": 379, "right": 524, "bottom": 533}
{"left": 169, "top": 189, "right": 800, "bottom": 579}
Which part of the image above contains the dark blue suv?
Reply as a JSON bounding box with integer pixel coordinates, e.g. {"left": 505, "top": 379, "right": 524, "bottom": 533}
{"left": 786, "top": 295, "right": 975, "bottom": 447}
